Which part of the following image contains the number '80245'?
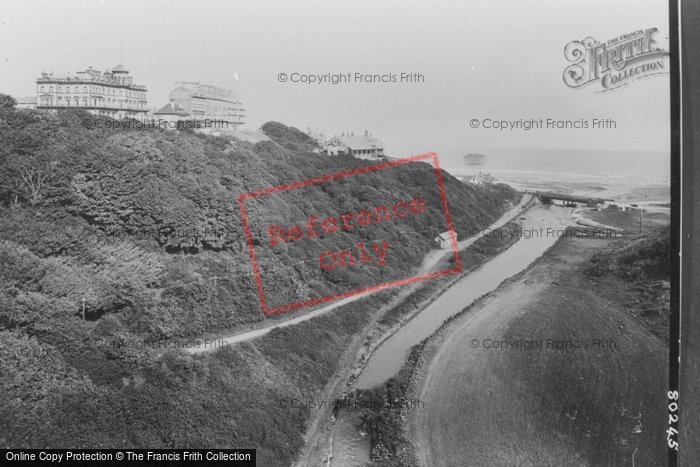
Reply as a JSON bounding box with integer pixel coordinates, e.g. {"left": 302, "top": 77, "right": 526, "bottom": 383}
{"left": 667, "top": 390, "right": 679, "bottom": 450}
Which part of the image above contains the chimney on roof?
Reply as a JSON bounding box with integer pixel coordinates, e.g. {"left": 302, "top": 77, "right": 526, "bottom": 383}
{"left": 364, "top": 130, "right": 368, "bottom": 137}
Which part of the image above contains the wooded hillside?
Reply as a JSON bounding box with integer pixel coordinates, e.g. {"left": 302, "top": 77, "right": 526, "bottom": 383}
{"left": 0, "top": 100, "right": 520, "bottom": 463}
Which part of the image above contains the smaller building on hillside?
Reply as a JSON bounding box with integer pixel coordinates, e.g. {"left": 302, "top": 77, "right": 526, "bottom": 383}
{"left": 153, "top": 101, "right": 190, "bottom": 129}
{"left": 434, "top": 230, "right": 457, "bottom": 249}
{"left": 325, "top": 142, "right": 340, "bottom": 156}
{"left": 468, "top": 172, "right": 497, "bottom": 185}
{"left": 324, "top": 131, "right": 385, "bottom": 159}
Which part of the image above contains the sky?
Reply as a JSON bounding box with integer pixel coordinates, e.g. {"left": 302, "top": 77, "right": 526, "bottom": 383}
{"left": 0, "top": 0, "right": 671, "bottom": 157}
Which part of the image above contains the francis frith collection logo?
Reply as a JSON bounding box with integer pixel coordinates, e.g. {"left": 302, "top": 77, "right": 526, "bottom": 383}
{"left": 563, "top": 27, "right": 669, "bottom": 92}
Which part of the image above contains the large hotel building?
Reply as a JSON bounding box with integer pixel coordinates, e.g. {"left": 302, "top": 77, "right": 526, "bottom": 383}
{"left": 35, "top": 64, "right": 148, "bottom": 119}
{"left": 156, "top": 82, "right": 245, "bottom": 129}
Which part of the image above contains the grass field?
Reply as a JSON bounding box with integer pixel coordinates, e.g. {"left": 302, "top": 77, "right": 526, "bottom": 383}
{"left": 583, "top": 206, "right": 669, "bottom": 235}
{"left": 408, "top": 234, "right": 668, "bottom": 466}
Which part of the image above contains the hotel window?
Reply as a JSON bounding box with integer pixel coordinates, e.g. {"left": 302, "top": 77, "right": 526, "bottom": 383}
{"left": 83, "top": 87, "right": 87, "bottom": 93}
{"left": 83, "top": 99, "right": 88, "bottom": 106}
{"left": 74, "top": 86, "right": 78, "bottom": 92}
{"left": 40, "top": 86, "right": 45, "bottom": 92}
{"left": 49, "top": 86, "right": 53, "bottom": 92}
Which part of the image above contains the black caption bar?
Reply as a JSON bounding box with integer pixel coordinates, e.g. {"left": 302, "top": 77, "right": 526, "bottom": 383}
{"left": 2, "top": 450, "right": 256, "bottom": 466}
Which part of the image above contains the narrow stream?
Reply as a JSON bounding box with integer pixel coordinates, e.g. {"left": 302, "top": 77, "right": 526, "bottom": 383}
{"left": 355, "top": 206, "right": 572, "bottom": 390}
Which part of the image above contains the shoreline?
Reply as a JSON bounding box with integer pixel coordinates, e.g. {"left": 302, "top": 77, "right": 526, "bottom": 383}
{"left": 445, "top": 168, "right": 670, "bottom": 206}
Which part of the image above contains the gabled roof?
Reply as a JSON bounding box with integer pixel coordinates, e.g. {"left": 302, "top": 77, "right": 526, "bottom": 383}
{"left": 368, "top": 137, "right": 384, "bottom": 149}
{"left": 470, "top": 173, "right": 496, "bottom": 183}
{"left": 154, "top": 103, "right": 189, "bottom": 116}
{"left": 337, "top": 136, "right": 375, "bottom": 151}
{"left": 436, "top": 230, "right": 457, "bottom": 240}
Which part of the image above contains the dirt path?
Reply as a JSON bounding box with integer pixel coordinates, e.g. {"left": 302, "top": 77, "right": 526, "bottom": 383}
{"left": 185, "top": 194, "right": 535, "bottom": 355}
{"left": 409, "top": 236, "right": 667, "bottom": 466}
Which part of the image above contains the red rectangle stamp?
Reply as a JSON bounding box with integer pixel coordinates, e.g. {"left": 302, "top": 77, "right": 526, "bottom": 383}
{"left": 238, "top": 152, "right": 461, "bottom": 316}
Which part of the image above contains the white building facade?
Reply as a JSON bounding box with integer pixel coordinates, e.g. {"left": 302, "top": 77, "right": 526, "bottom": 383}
{"left": 36, "top": 65, "right": 148, "bottom": 119}
{"left": 167, "top": 82, "right": 245, "bottom": 129}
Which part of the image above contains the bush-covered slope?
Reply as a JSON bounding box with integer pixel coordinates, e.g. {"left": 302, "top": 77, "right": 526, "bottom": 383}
{"left": 0, "top": 108, "right": 519, "bottom": 336}
{"left": 0, "top": 101, "right": 520, "bottom": 462}
{"left": 586, "top": 225, "right": 670, "bottom": 342}
{"left": 587, "top": 224, "right": 670, "bottom": 282}
{"left": 261, "top": 121, "right": 320, "bottom": 152}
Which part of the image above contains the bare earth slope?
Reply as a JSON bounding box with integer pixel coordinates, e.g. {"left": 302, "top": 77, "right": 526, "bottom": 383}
{"left": 410, "top": 235, "right": 667, "bottom": 467}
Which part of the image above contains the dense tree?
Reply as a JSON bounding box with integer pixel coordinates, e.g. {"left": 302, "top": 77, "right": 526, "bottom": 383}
{"left": 0, "top": 93, "right": 17, "bottom": 110}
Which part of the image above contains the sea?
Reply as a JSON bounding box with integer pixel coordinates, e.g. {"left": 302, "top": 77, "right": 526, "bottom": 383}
{"left": 427, "top": 147, "right": 670, "bottom": 183}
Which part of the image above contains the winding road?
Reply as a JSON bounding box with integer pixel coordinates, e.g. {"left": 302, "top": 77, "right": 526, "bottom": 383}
{"left": 185, "top": 194, "right": 535, "bottom": 354}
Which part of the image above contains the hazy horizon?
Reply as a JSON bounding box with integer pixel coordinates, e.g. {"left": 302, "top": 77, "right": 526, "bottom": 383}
{"left": 1, "top": 0, "right": 671, "bottom": 161}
